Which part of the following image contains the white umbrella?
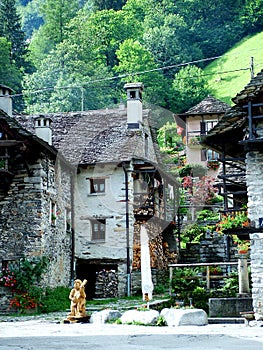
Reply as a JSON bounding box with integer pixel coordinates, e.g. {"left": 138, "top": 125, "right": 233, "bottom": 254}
{"left": 140, "top": 224, "right": 154, "bottom": 304}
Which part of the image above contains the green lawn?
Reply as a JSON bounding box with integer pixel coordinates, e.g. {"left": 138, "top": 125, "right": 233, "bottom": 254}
{"left": 205, "top": 31, "right": 263, "bottom": 105}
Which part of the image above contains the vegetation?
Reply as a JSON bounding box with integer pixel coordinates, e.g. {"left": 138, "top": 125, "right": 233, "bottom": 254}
{"left": 0, "top": 0, "right": 261, "bottom": 113}
{"left": 170, "top": 267, "right": 243, "bottom": 312}
{"left": 204, "top": 31, "right": 263, "bottom": 105}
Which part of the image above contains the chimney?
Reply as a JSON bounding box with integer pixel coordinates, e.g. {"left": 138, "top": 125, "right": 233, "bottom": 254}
{"left": 0, "top": 85, "right": 13, "bottom": 117}
{"left": 34, "top": 116, "right": 52, "bottom": 145}
{"left": 124, "top": 82, "right": 144, "bottom": 129}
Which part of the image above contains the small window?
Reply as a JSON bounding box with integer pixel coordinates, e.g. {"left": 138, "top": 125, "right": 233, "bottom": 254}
{"left": 65, "top": 208, "right": 71, "bottom": 231}
{"left": 207, "top": 149, "right": 219, "bottom": 161}
{"left": 50, "top": 201, "right": 57, "bottom": 225}
{"left": 145, "top": 133, "right": 149, "bottom": 158}
{"left": 90, "top": 178, "right": 105, "bottom": 194}
{"left": 91, "top": 219, "right": 106, "bottom": 241}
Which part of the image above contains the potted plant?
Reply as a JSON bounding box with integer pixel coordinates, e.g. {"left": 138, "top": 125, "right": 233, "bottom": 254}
{"left": 233, "top": 237, "right": 250, "bottom": 254}
{"left": 216, "top": 211, "right": 250, "bottom": 234}
{"left": 188, "top": 136, "right": 201, "bottom": 147}
{"left": 207, "top": 160, "right": 220, "bottom": 170}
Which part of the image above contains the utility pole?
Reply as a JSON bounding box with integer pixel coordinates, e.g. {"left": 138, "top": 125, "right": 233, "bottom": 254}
{"left": 250, "top": 57, "right": 254, "bottom": 79}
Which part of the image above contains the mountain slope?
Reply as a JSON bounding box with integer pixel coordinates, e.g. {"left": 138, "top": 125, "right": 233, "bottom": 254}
{"left": 205, "top": 31, "right": 263, "bottom": 105}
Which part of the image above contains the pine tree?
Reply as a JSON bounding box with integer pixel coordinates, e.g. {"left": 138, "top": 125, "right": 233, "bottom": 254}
{"left": 0, "top": 0, "right": 27, "bottom": 69}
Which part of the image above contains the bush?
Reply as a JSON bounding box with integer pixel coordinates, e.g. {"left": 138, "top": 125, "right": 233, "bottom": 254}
{"left": 178, "top": 164, "right": 207, "bottom": 178}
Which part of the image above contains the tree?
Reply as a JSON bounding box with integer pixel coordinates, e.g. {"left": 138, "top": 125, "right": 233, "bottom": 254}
{"left": 173, "top": 0, "right": 244, "bottom": 57}
{"left": 23, "top": 34, "right": 114, "bottom": 113}
{"left": 171, "top": 65, "right": 209, "bottom": 113}
{"left": 17, "top": 0, "right": 44, "bottom": 39}
{"left": 114, "top": 39, "right": 169, "bottom": 107}
{"left": 0, "top": 0, "right": 28, "bottom": 68}
{"left": 92, "top": 0, "right": 127, "bottom": 10}
{"left": 29, "top": 0, "right": 80, "bottom": 67}
{"left": 0, "top": 37, "right": 22, "bottom": 89}
{"left": 239, "top": 0, "right": 263, "bottom": 34}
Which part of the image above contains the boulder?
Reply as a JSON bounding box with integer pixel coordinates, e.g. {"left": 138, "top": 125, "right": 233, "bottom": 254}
{"left": 161, "top": 308, "right": 208, "bottom": 326}
{"left": 120, "top": 309, "right": 159, "bottom": 325}
{"left": 90, "top": 309, "right": 122, "bottom": 324}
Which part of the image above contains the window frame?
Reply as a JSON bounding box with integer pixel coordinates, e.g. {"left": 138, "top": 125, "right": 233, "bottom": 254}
{"left": 90, "top": 178, "right": 106, "bottom": 194}
{"left": 91, "top": 219, "right": 106, "bottom": 241}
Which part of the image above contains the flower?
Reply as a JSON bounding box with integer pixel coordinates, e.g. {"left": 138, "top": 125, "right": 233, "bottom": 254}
{"left": 188, "top": 136, "right": 201, "bottom": 146}
{"left": 207, "top": 160, "right": 220, "bottom": 170}
{"left": 0, "top": 268, "right": 17, "bottom": 288}
{"left": 216, "top": 211, "right": 249, "bottom": 233}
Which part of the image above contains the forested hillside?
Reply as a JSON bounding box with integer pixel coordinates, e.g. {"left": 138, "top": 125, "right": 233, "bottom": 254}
{"left": 1, "top": 0, "right": 263, "bottom": 114}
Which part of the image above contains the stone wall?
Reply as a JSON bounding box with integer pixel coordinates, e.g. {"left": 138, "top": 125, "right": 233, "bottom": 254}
{"left": 246, "top": 151, "right": 263, "bottom": 318}
{"left": 0, "top": 153, "right": 72, "bottom": 290}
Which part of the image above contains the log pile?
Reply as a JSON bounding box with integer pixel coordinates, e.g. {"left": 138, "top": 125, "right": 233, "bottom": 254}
{"left": 132, "top": 221, "right": 178, "bottom": 270}
{"left": 95, "top": 269, "right": 118, "bottom": 298}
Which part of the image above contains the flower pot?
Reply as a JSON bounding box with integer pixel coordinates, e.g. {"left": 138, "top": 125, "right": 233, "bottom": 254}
{"left": 238, "top": 249, "right": 248, "bottom": 254}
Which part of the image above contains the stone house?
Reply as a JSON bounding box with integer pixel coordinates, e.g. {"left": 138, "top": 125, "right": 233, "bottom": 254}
{"left": 0, "top": 85, "right": 73, "bottom": 296}
{"left": 16, "top": 83, "right": 179, "bottom": 299}
{"left": 203, "top": 70, "right": 263, "bottom": 320}
{"left": 174, "top": 96, "right": 230, "bottom": 172}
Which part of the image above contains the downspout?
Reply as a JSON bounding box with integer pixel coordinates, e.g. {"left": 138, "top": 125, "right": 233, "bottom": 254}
{"left": 122, "top": 162, "right": 131, "bottom": 297}
{"left": 70, "top": 170, "right": 75, "bottom": 286}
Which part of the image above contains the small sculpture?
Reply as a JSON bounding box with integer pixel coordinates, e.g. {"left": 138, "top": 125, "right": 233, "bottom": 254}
{"left": 68, "top": 279, "right": 87, "bottom": 319}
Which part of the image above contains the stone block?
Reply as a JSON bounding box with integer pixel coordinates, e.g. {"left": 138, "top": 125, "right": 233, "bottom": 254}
{"left": 209, "top": 297, "right": 253, "bottom": 317}
{"left": 90, "top": 309, "right": 122, "bottom": 324}
{"left": 160, "top": 308, "right": 208, "bottom": 326}
{"left": 120, "top": 309, "right": 159, "bottom": 325}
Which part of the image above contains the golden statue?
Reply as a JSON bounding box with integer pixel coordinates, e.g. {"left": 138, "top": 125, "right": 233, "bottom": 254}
{"left": 68, "top": 279, "right": 87, "bottom": 319}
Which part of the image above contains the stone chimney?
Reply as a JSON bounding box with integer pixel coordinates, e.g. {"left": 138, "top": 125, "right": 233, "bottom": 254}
{"left": 124, "top": 82, "right": 144, "bottom": 129}
{"left": 0, "top": 85, "right": 13, "bottom": 116}
{"left": 34, "top": 116, "right": 52, "bottom": 145}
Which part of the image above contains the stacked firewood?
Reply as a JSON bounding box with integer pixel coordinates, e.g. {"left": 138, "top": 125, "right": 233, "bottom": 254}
{"left": 132, "top": 221, "right": 178, "bottom": 270}
{"left": 95, "top": 269, "right": 118, "bottom": 298}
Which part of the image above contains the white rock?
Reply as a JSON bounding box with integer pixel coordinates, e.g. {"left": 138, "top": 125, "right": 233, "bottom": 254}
{"left": 90, "top": 309, "right": 122, "bottom": 324}
{"left": 160, "top": 308, "right": 208, "bottom": 326}
{"left": 120, "top": 309, "right": 160, "bottom": 325}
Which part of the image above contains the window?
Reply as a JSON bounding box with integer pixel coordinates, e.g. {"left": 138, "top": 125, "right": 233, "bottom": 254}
{"left": 91, "top": 219, "right": 106, "bottom": 241}
{"left": 207, "top": 149, "right": 219, "bottom": 161}
{"left": 50, "top": 201, "right": 57, "bottom": 225}
{"left": 90, "top": 178, "right": 105, "bottom": 194}
{"left": 145, "top": 133, "right": 149, "bottom": 158}
{"left": 65, "top": 208, "right": 71, "bottom": 231}
{"left": 200, "top": 120, "right": 218, "bottom": 135}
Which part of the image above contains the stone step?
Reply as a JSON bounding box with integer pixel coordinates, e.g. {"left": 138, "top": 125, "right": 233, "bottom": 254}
{"left": 208, "top": 317, "right": 245, "bottom": 324}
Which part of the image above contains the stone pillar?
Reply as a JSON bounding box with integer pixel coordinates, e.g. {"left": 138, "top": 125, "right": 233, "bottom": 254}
{"left": 238, "top": 255, "right": 250, "bottom": 296}
{"left": 246, "top": 152, "right": 263, "bottom": 320}
{"left": 250, "top": 232, "right": 263, "bottom": 320}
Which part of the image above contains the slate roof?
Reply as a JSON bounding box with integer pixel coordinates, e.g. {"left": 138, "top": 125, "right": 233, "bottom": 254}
{"left": 184, "top": 95, "right": 230, "bottom": 115}
{"left": 233, "top": 69, "right": 263, "bottom": 104}
{"left": 16, "top": 108, "right": 158, "bottom": 166}
{"left": 0, "top": 109, "right": 60, "bottom": 161}
{"left": 202, "top": 69, "right": 263, "bottom": 157}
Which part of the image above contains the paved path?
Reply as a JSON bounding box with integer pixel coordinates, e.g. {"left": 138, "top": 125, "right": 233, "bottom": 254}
{"left": 0, "top": 317, "right": 263, "bottom": 349}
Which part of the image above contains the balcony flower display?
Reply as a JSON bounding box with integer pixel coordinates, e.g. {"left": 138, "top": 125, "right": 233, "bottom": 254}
{"left": 216, "top": 211, "right": 250, "bottom": 234}
{"left": 188, "top": 136, "right": 201, "bottom": 146}
{"left": 207, "top": 160, "right": 220, "bottom": 170}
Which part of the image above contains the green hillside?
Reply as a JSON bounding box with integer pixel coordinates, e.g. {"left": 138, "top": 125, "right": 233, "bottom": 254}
{"left": 205, "top": 31, "right": 263, "bottom": 105}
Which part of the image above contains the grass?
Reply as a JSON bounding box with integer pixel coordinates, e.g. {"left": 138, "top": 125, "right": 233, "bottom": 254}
{"left": 205, "top": 31, "right": 263, "bottom": 105}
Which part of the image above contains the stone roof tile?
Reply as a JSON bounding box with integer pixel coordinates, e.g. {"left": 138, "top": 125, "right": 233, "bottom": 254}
{"left": 16, "top": 108, "right": 153, "bottom": 165}
{"left": 233, "top": 69, "right": 263, "bottom": 104}
{"left": 185, "top": 96, "right": 230, "bottom": 115}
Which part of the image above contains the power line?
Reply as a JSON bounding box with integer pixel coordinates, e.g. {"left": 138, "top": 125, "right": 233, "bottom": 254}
{"left": 11, "top": 55, "right": 263, "bottom": 99}
{"left": 12, "top": 55, "right": 224, "bottom": 98}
